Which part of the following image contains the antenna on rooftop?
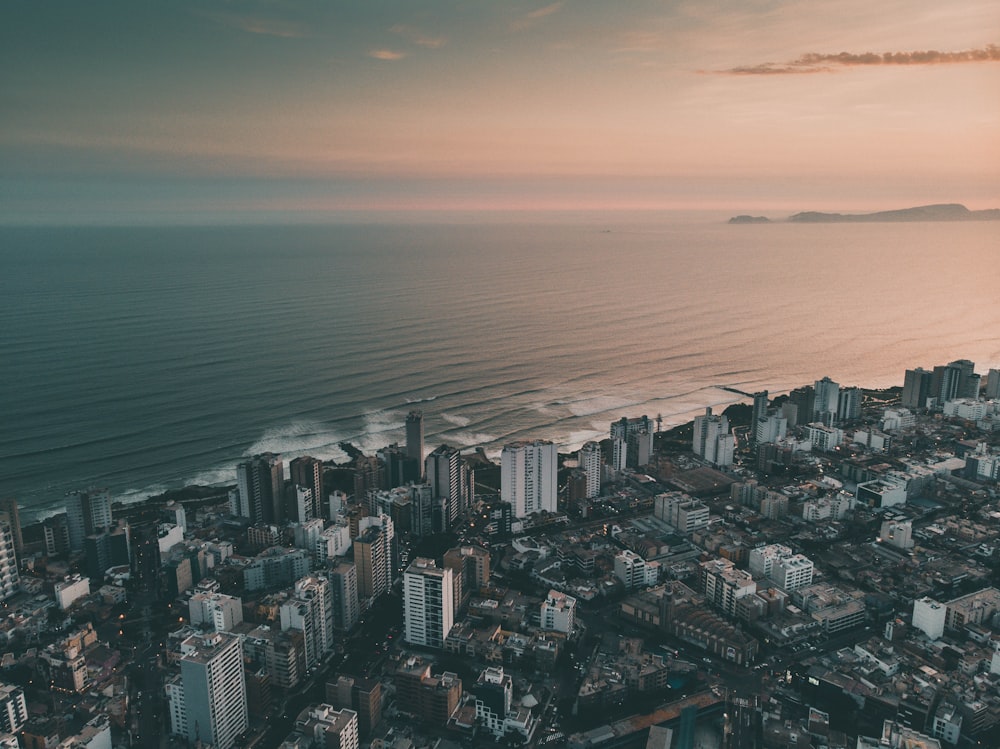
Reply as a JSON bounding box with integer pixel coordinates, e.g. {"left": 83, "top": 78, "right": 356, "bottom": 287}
{"left": 656, "top": 414, "right": 663, "bottom": 432}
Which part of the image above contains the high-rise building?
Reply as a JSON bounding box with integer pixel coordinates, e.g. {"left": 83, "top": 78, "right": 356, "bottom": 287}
{"left": 610, "top": 416, "right": 655, "bottom": 470}
{"left": 328, "top": 676, "right": 382, "bottom": 739}
{"left": 236, "top": 453, "right": 284, "bottom": 525}
{"left": 578, "top": 442, "right": 602, "bottom": 499}
{"left": 813, "top": 377, "right": 840, "bottom": 426}
{"left": 0, "top": 523, "right": 19, "bottom": 602}
{"left": 425, "top": 444, "right": 469, "bottom": 530}
{"left": 406, "top": 411, "right": 424, "bottom": 467}
{"left": 353, "top": 515, "right": 394, "bottom": 601}
{"left": 170, "top": 631, "right": 248, "bottom": 749}
{"left": 986, "top": 369, "right": 1000, "bottom": 400}
{"left": 379, "top": 443, "right": 421, "bottom": 488}
{"left": 500, "top": 440, "right": 557, "bottom": 518}
{"left": 692, "top": 408, "right": 734, "bottom": 467}
{"left": 280, "top": 575, "right": 334, "bottom": 669}
{"left": 837, "top": 386, "right": 863, "bottom": 424}
{"left": 65, "top": 489, "right": 113, "bottom": 552}
{"left": 902, "top": 368, "right": 934, "bottom": 409}
{"left": 750, "top": 391, "right": 769, "bottom": 440}
{"left": 403, "top": 558, "right": 454, "bottom": 648}
{"left": 442, "top": 545, "right": 490, "bottom": 613}
{"left": 540, "top": 590, "right": 576, "bottom": 633}
{"left": 329, "top": 561, "right": 360, "bottom": 632}
{"left": 290, "top": 456, "right": 323, "bottom": 519}
{"left": 189, "top": 592, "right": 244, "bottom": 633}
{"left": 787, "top": 385, "right": 815, "bottom": 428}
{"left": 287, "top": 485, "right": 316, "bottom": 523}
{"left": 0, "top": 500, "right": 22, "bottom": 561}
{"left": 0, "top": 683, "right": 27, "bottom": 735}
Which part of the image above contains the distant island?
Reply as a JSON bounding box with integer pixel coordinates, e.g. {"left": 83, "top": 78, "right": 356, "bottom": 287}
{"left": 729, "top": 203, "right": 1000, "bottom": 224}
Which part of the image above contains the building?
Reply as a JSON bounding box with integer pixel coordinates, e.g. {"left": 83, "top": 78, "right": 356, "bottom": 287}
{"left": 986, "top": 368, "right": 1000, "bottom": 400}
{"left": 943, "top": 587, "right": 1000, "bottom": 630}
{"left": 540, "top": 590, "right": 576, "bottom": 633}
{"left": 748, "top": 544, "right": 793, "bottom": 580}
{"left": 838, "top": 386, "right": 863, "bottom": 423}
{"left": 813, "top": 376, "right": 840, "bottom": 425}
{"left": 283, "top": 704, "right": 359, "bottom": 749}
{"left": 474, "top": 666, "right": 536, "bottom": 742}
{"left": 403, "top": 558, "right": 454, "bottom": 648}
{"left": 0, "top": 499, "right": 22, "bottom": 561}
{"left": 692, "top": 408, "right": 734, "bottom": 467}
{"left": 0, "top": 684, "right": 27, "bottom": 735}
{"left": 328, "top": 676, "right": 382, "bottom": 738}
{"left": 329, "top": 561, "right": 360, "bottom": 632}
{"left": 287, "top": 486, "right": 316, "bottom": 524}
{"left": 289, "top": 456, "right": 323, "bottom": 520}
{"left": 395, "top": 657, "right": 463, "bottom": 726}
{"left": 750, "top": 391, "right": 769, "bottom": 442}
{"left": 856, "top": 479, "right": 906, "bottom": 509}
{"left": 353, "top": 514, "right": 394, "bottom": 602}
{"left": 280, "top": 576, "right": 334, "bottom": 670}
{"left": 611, "top": 416, "right": 655, "bottom": 470}
{"left": 170, "top": 631, "right": 248, "bottom": 749}
{"left": 772, "top": 554, "right": 814, "bottom": 592}
{"left": 700, "top": 559, "right": 755, "bottom": 618}
{"left": 0, "top": 523, "right": 19, "bottom": 602}
{"left": 804, "top": 423, "right": 843, "bottom": 452}
{"left": 189, "top": 592, "right": 244, "bottom": 633}
{"left": 501, "top": 440, "right": 557, "bottom": 518}
{"left": 912, "top": 597, "right": 946, "bottom": 640}
{"left": 425, "top": 444, "right": 470, "bottom": 531}
{"left": 235, "top": 453, "right": 284, "bottom": 525}
{"left": 614, "top": 550, "right": 660, "bottom": 590}
{"left": 406, "top": 410, "right": 424, "bottom": 467}
{"left": 578, "top": 441, "right": 602, "bottom": 498}
{"left": 65, "top": 489, "right": 113, "bottom": 552}
{"left": 653, "top": 492, "right": 709, "bottom": 534}
{"left": 243, "top": 547, "right": 310, "bottom": 592}
{"left": 443, "top": 545, "right": 490, "bottom": 613}
{"left": 880, "top": 519, "right": 914, "bottom": 549}
{"left": 54, "top": 575, "right": 91, "bottom": 610}
{"left": 902, "top": 368, "right": 934, "bottom": 409}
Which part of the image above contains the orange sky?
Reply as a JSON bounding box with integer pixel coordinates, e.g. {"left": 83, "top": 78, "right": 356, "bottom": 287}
{"left": 2, "top": 1, "right": 998, "bottom": 220}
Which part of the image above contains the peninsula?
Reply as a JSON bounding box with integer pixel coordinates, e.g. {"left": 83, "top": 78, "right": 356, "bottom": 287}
{"left": 730, "top": 203, "right": 1000, "bottom": 224}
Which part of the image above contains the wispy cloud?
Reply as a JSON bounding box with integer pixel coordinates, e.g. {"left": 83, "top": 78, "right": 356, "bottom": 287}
{"left": 368, "top": 48, "right": 406, "bottom": 61}
{"left": 511, "top": 2, "right": 563, "bottom": 31}
{"left": 717, "top": 44, "right": 1000, "bottom": 75}
{"left": 201, "top": 11, "right": 309, "bottom": 39}
{"left": 390, "top": 24, "right": 446, "bottom": 49}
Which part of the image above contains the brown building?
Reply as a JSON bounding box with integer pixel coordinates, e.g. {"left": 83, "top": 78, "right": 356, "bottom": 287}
{"left": 394, "top": 656, "right": 462, "bottom": 726}
{"left": 327, "top": 674, "right": 383, "bottom": 738}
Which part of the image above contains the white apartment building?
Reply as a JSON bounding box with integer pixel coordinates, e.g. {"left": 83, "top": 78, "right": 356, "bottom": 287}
{"left": 614, "top": 550, "right": 660, "bottom": 590}
{"left": 772, "top": 554, "right": 815, "bottom": 592}
{"left": 540, "top": 590, "right": 577, "bottom": 633}
{"left": 579, "top": 442, "right": 602, "bottom": 499}
{"left": 501, "top": 440, "right": 557, "bottom": 518}
{"left": 804, "top": 423, "right": 844, "bottom": 452}
{"left": 403, "top": 558, "right": 454, "bottom": 648}
{"left": 880, "top": 519, "right": 914, "bottom": 549}
{"left": 280, "top": 575, "right": 334, "bottom": 670}
{"left": 653, "top": 492, "right": 709, "bottom": 534}
{"left": 693, "top": 408, "right": 734, "bottom": 467}
{"left": 748, "top": 544, "right": 793, "bottom": 579}
{"left": 0, "top": 683, "right": 27, "bottom": 735}
{"left": 0, "top": 524, "right": 19, "bottom": 602}
{"left": 189, "top": 592, "right": 244, "bottom": 633}
{"left": 912, "top": 597, "right": 946, "bottom": 640}
{"left": 701, "top": 559, "right": 756, "bottom": 618}
{"left": 171, "top": 631, "right": 247, "bottom": 749}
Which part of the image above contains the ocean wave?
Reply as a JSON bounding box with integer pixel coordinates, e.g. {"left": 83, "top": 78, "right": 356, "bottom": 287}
{"left": 439, "top": 412, "right": 471, "bottom": 427}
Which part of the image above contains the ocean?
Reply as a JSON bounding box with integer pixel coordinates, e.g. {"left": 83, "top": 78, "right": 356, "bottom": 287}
{"left": 2, "top": 212, "right": 998, "bottom": 524}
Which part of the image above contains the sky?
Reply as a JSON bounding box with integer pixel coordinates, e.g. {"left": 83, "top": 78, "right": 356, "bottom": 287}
{"left": 2, "top": 0, "right": 998, "bottom": 221}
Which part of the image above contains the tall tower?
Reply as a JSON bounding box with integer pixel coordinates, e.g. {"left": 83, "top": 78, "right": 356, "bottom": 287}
{"left": 290, "top": 456, "right": 323, "bottom": 519}
{"left": 403, "top": 558, "right": 454, "bottom": 648}
{"left": 236, "top": 453, "right": 284, "bottom": 525}
{"left": 353, "top": 515, "right": 394, "bottom": 601}
{"left": 750, "top": 391, "right": 769, "bottom": 444}
{"left": 500, "top": 440, "right": 557, "bottom": 518}
{"left": 425, "top": 444, "right": 468, "bottom": 530}
{"left": 693, "top": 408, "right": 734, "bottom": 466}
{"left": 902, "top": 368, "right": 933, "bottom": 409}
{"left": 329, "top": 561, "right": 360, "bottom": 632}
{"left": 406, "top": 411, "right": 424, "bottom": 467}
{"left": 280, "top": 576, "right": 333, "bottom": 669}
{"left": 0, "top": 499, "right": 22, "bottom": 561}
{"left": 175, "top": 631, "right": 247, "bottom": 749}
{"left": 65, "top": 489, "right": 112, "bottom": 553}
{"left": 813, "top": 377, "right": 840, "bottom": 426}
{"left": 0, "top": 522, "right": 20, "bottom": 602}
{"left": 578, "top": 442, "right": 602, "bottom": 499}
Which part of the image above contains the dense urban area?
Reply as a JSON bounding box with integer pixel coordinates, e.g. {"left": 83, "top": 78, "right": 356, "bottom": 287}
{"left": 2, "top": 359, "right": 1000, "bottom": 749}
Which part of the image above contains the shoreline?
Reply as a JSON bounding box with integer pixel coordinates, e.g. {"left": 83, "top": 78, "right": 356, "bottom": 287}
{"left": 18, "top": 385, "right": 903, "bottom": 542}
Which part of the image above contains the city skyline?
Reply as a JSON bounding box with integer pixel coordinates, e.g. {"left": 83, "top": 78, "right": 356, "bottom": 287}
{"left": 2, "top": 0, "right": 998, "bottom": 223}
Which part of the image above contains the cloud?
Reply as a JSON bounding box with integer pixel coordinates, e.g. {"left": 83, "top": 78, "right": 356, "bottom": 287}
{"left": 511, "top": 2, "right": 563, "bottom": 31}
{"left": 369, "top": 48, "right": 406, "bottom": 61}
{"left": 718, "top": 44, "right": 1000, "bottom": 75}
{"left": 390, "top": 24, "right": 446, "bottom": 49}
{"left": 201, "top": 11, "right": 309, "bottom": 39}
